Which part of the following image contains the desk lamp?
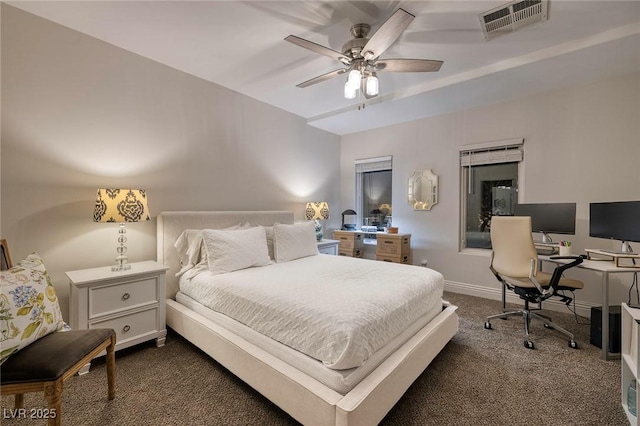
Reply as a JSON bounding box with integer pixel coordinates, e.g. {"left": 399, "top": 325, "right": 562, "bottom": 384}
{"left": 341, "top": 209, "right": 357, "bottom": 230}
{"left": 94, "top": 189, "right": 150, "bottom": 271}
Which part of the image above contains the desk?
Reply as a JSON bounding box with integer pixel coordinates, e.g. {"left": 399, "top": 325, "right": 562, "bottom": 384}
{"left": 540, "top": 255, "right": 640, "bottom": 360}
{"left": 333, "top": 230, "right": 412, "bottom": 264}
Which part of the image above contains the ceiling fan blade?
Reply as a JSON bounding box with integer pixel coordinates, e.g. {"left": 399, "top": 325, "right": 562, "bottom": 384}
{"left": 361, "top": 8, "right": 414, "bottom": 61}
{"left": 296, "top": 68, "right": 348, "bottom": 88}
{"left": 285, "top": 35, "right": 350, "bottom": 64}
{"left": 375, "top": 59, "right": 443, "bottom": 72}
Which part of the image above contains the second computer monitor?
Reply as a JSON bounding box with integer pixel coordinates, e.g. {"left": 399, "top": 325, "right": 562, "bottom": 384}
{"left": 513, "top": 203, "right": 576, "bottom": 242}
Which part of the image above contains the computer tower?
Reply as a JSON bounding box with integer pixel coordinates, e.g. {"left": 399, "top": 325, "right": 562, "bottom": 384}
{"left": 590, "top": 305, "right": 621, "bottom": 353}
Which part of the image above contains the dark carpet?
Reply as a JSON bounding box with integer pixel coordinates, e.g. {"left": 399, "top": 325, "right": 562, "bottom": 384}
{"left": 1, "top": 292, "right": 627, "bottom": 425}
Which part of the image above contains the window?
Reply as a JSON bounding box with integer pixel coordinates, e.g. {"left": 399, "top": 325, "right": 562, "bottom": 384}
{"left": 355, "top": 156, "right": 392, "bottom": 236}
{"left": 460, "top": 140, "right": 523, "bottom": 250}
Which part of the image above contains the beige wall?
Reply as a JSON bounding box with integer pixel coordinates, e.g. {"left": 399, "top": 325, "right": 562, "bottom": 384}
{"left": 1, "top": 6, "right": 341, "bottom": 319}
{"left": 341, "top": 72, "right": 640, "bottom": 313}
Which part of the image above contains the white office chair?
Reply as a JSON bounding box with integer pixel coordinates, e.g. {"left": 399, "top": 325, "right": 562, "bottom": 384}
{"left": 484, "top": 216, "right": 585, "bottom": 349}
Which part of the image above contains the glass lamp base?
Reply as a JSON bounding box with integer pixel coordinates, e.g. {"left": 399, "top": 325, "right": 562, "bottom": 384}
{"left": 111, "top": 263, "right": 131, "bottom": 272}
{"left": 113, "top": 223, "right": 130, "bottom": 271}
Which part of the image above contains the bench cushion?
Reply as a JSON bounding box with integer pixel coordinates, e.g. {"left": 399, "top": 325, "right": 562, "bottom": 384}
{"left": 1, "top": 329, "right": 115, "bottom": 385}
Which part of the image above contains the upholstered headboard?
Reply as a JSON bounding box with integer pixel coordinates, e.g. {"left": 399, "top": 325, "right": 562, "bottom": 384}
{"left": 157, "top": 211, "right": 294, "bottom": 298}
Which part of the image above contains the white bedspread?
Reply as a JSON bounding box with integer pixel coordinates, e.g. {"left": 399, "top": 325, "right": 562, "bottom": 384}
{"left": 179, "top": 254, "right": 443, "bottom": 370}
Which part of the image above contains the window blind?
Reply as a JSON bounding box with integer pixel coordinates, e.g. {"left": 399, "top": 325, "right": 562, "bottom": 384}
{"left": 459, "top": 139, "right": 524, "bottom": 166}
{"left": 355, "top": 156, "right": 392, "bottom": 173}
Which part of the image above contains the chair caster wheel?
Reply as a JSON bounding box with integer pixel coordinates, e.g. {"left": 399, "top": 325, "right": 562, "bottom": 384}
{"left": 484, "top": 321, "right": 492, "bottom": 330}
{"left": 569, "top": 340, "right": 578, "bottom": 349}
{"left": 524, "top": 340, "right": 535, "bottom": 349}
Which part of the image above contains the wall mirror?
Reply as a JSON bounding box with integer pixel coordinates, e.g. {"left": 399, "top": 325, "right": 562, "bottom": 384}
{"left": 408, "top": 169, "right": 438, "bottom": 211}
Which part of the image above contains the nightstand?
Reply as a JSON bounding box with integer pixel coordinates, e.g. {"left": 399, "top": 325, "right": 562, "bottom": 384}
{"left": 317, "top": 239, "right": 339, "bottom": 255}
{"left": 67, "top": 261, "right": 169, "bottom": 373}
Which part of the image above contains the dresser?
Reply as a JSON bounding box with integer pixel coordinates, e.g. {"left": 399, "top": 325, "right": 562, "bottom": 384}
{"left": 67, "top": 261, "right": 169, "bottom": 373}
{"left": 376, "top": 233, "right": 411, "bottom": 264}
{"left": 332, "top": 230, "right": 364, "bottom": 258}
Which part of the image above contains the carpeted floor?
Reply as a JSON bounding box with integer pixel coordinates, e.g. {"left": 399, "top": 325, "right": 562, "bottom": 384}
{"left": 1, "top": 292, "right": 628, "bottom": 425}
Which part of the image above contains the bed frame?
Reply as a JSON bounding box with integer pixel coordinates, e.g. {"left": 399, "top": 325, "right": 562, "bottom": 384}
{"left": 157, "top": 211, "right": 458, "bottom": 426}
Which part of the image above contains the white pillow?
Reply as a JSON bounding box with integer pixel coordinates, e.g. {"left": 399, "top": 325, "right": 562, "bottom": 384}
{"left": 272, "top": 221, "right": 319, "bottom": 263}
{"left": 174, "top": 223, "right": 249, "bottom": 275}
{"left": 202, "top": 226, "right": 271, "bottom": 274}
{"left": 264, "top": 226, "right": 275, "bottom": 260}
{"left": 174, "top": 229, "right": 204, "bottom": 267}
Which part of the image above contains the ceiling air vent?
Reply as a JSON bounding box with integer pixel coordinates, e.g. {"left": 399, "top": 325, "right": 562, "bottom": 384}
{"left": 479, "top": 0, "right": 549, "bottom": 41}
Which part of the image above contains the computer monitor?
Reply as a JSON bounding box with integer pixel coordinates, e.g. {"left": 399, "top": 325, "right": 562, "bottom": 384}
{"left": 589, "top": 201, "right": 640, "bottom": 253}
{"left": 513, "top": 203, "right": 576, "bottom": 243}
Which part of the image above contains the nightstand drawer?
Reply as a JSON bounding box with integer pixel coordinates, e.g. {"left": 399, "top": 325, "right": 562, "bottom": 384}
{"left": 91, "top": 308, "right": 158, "bottom": 345}
{"left": 89, "top": 278, "right": 158, "bottom": 318}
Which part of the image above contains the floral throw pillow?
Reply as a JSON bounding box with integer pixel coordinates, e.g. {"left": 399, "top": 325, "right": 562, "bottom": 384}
{"left": 0, "top": 253, "right": 67, "bottom": 363}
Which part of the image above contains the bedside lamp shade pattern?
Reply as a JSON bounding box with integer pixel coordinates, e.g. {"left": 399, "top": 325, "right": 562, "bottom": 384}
{"left": 94, "top": 189, "right": 150, "bottom": 271}
{"left": 305, "top": 202, "right": 329, "bottom": 241}
{"left": 94, "top": 189, "right": 150, "bottom": 223}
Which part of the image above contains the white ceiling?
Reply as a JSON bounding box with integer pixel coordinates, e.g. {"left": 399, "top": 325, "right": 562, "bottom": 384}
{"left": 7, "top": 1, "right": 640, "bottom": 135}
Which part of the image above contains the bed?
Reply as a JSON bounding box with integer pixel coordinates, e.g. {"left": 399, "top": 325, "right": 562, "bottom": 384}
{"left": 157, "top": 211, "right": 458, "bottom": 426}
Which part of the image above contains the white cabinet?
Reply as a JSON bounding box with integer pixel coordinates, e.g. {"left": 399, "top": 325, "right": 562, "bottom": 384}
{"left": 67, "top": 261, "right": 169, "bottom": 373}
{"left": 622, "top": 302, "right": 640, "bottom": 424}
{"left": 317, "top": 239, "right": 339, "bottom": 255}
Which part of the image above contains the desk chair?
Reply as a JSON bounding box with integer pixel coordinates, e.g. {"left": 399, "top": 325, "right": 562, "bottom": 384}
{"left": 484, "top": 216, "right": 584, "bottom": 349}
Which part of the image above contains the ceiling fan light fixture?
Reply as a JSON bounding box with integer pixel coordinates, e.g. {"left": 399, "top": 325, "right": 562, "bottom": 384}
{"left": 365, "top": 73, "right": 379, "bottom": 96}
{"left": 344, "top": 81, "right": 357, "bottom": 99}
{"left": 287, "top": 8, "right": 442, "bottom": 104}
{"left": 346, "top": 69, "right": 362, "bottom": 90}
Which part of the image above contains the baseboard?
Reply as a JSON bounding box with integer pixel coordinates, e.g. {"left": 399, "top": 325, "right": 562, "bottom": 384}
{"left": 444, "top": 280, "right": 595, "bottom": 319}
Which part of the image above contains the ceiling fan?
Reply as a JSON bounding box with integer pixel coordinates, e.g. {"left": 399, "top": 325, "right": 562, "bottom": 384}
{"left": 285, "top": 8, "right": 443, "bottom": 100}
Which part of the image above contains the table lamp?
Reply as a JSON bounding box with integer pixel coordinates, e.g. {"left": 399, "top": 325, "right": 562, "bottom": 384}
{"left": 305, "top": 202, "right": 329, "bottom": 241}
{"left": 94, "top": 189, "right": 150, "bottom": 271}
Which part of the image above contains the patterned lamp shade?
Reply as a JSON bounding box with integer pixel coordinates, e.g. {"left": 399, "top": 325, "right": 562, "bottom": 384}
{"left": 305, "top": 202, "right": 329, "bottom": 220}
{"left": 94, "top": 189, "right": 150, "bottom": 223}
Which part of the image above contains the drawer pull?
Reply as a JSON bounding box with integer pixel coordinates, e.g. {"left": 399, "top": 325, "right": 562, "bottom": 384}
{"left": 122, "top": 293, "right": 131, "bottom": 301}
{"left": 122, "top": 325, "right": 131, "bottom": 333}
